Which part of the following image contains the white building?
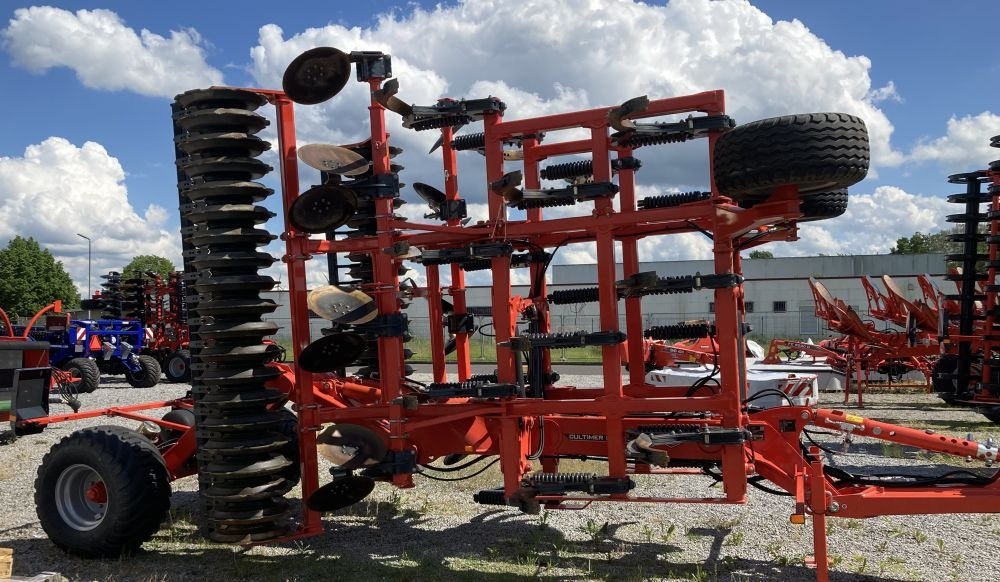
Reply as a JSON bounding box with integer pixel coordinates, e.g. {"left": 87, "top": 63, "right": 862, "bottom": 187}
{"left": 264, "top": 253, "right": 948, "bottom": 342}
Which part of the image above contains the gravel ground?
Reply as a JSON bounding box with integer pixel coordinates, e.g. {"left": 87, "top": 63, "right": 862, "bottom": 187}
{"left": 2, "top": 375, "right": 999, "bottom": 581}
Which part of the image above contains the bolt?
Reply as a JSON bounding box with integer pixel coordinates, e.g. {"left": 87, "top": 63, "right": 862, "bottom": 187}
{"left": 828, "top": 501, "right": 840, "bottom": 513}
{"left": 872, "top": 426, "right": 881, "bottom": 436}
{"left": 800, "top": 411, "right": 810, "bottom": 420}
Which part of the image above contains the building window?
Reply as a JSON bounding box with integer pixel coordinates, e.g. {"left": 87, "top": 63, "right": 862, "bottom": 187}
{"left": 773, "top": 301, "right": 787, "bottom": 313}
{"left": 745, "top": 302, "right": 754, "bottom": 313}
{"left": 708, "top": 302, "right": 715, "bottom": 313}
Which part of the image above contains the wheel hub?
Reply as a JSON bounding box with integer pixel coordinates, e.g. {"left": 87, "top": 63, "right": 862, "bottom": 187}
{"left": 55, "top": 464, "right": 107, "bottom": 531}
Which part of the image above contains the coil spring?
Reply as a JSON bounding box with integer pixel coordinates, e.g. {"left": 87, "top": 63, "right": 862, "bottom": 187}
{"left": 468, "top": 372, "right": 499, "bottom": 384}
{"left": 540, "top": 160, "right": 592, "bottom": 181}
{"left": 517, "top": 197, "right": 576, "bottom": 210}
{"left": 451, "top": 132, "right": 485, "bottom": 151}
{"left": 410, "top": 114, "right": 471, "bottom": 132}
{"left": 428, "top": 377, "right": 495, "bottom": 391}
{"left": 644, "top": 323, "right": 712, "bottom": 340}
{"left": 548, "top": 287, "right": 601, "bottom": 305}
{"left": 460, "top": 259, "right": 491, "bottom": 272}
{"left": 617, "top": 132, "right": 689, "bottom": 149}
{"left": 525, "top": 472, "right": 595, "bottom": 486}
{"left": 638, "top": 191, "right": 711, "bottom": 210}
{"left": 523, "top": 331, "right": 583, "bottom": 341}
{"left": 472, "top": 489, "right": 506, "bottom": 505}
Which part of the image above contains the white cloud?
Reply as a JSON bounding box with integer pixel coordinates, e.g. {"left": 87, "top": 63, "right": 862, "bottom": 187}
{"left": 867, "top": 81, "right": 901, "bottom": 104}
{"left": 0, "top": 137, "right": 181, "bottom": 293}
{"left": 908, "top": 111, "right": 1000, "bottom": 169}
{"left": 768, "top": 186, "right": 952, "bottom": 257}
{"left": 2, "top": 6, "right": 222, "bottom": 98}
{"left": 248, "top": 0, "right": 905, "bottom": 201}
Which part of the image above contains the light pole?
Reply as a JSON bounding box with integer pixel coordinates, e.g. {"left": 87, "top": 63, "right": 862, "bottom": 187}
{"left": 76, "top": 233, "right": 91, "bottom": 299}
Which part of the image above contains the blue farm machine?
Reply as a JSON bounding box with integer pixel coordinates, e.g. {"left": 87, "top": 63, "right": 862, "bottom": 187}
{"left": 84, "top": 270, "right": 191, "bottom": 383}
{"left": 21, "top": 272, "right": 162, "bottom": 392}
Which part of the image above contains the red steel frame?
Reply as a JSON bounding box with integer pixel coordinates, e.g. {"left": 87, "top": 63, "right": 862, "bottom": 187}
{"left": 20, "top": 82, "right": 1000, "bottom": 581}
{"left": 253, "top": 81, "right": 1000, "bottom": 581}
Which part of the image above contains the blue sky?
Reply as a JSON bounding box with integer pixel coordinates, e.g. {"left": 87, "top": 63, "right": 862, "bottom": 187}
{"left": 0, "top": 0, "right": 997, "bottom": 292}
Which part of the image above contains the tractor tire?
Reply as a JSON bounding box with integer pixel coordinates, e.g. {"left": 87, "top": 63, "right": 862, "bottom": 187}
{"left": 125, "top": 355, "right": 161, "bottom": 388}
{"left": 713, "top": 113, "right": 869, "bottom": 200}
{"left": 164, "top": 350, "right": 192, "bottom": 383}
{"left": 62, "top": 358, "right": 100, "bottom": 394}
{"left": 738, "top": 189, "right": 848, "bottom": 223}
{"left": 799, "top": 190, "right": 849, "bottom": 222}
{"left": 982, "top": 407, "right": 1000, "bottom": 424}
{"left": 34, "top": 425, "right": 171, "bottom": 558}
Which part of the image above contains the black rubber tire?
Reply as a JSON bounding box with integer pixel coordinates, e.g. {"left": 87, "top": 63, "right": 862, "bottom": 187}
{"left": 62, "top": 358, "right": 100, "bottom": 394}
{"left": 738, "top": 189, "right": 848, "bottom": 223}
{"left": 713, "top": 113, "right": 869, "bottom": 199}
{"left": 932, "top": 355, "right": 959, "bottom": 402}
{"left": 164, "top": 350, "right": 191, "bottom": 383}
{"left": 34, "top": 425, "right": 171, "bottom": 558}
{"left": 799, "top": 190, "right": 848, "bottom": 222}
{"left": 982, "top": 407, "right": 1000, "bottom": 425}
{"left": 125, "top": 355, "right": 161, "bottom": 388}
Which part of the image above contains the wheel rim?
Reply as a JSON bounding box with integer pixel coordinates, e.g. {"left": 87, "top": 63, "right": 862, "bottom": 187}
{"left": 168, "top": 356, "right": 187, "bottom": 378}
{"left": 55, "top": 464, "right": 107, "bottom": 531}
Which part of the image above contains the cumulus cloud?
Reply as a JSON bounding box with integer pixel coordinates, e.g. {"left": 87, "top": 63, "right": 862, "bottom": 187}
{"left": 908, "top": 111, "right": 1000, "bottom": 169}
{"left": 0, "top": 137, "right": 182, "bottom": 292}
{"left": 248, "top": 0, "right": 906, "bottom": 203}
{"left": 2, "top": 6, "right": 222, "bottom": 98}
{"left": 765, "top": 186, "right": 952, "bottom": 257}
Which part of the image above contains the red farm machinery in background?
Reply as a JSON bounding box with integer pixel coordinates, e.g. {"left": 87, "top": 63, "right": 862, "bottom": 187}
{"left": 86, "top": 270, "right": 191, "bottom": 382}
{"left": 18, "top": 47, "right": 1000, "bottom": 582}
{"left": 789, "top": 275, "right": 938, "bottom": 406}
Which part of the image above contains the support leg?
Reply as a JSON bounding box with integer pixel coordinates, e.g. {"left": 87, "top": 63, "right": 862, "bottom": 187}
{"left": 809, "top": 512, "right": 830, "bottom": 582}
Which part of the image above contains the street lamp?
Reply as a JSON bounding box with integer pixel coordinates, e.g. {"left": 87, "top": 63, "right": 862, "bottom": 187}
{"left": 76, "top": 233, "right": 91, "bottom": 299}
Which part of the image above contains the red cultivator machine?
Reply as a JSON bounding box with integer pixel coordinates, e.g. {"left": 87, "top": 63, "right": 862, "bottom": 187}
{"left": 800, "top": 276, "right": 937, "bottom": 406}
{"left": 24, "top": 48, "right": 1000, "bottom": 581}
{"left": 140, "top": 271, "right": 191, "bottom": 382}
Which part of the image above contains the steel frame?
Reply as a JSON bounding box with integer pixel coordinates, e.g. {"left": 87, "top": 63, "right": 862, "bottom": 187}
{"left": 248, "top": 79, "right": 1000, "bottom": 582}
{"left": 20, "top": 80, "right": 1000, "bottom": 581}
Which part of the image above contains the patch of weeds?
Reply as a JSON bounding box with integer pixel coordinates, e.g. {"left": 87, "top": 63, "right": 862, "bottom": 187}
{"left": 579, "top": 518, "right": 609, "bottom": 543}
{"left": 911, "top": 529, "right": 928, "bottom": 543}
{"left": 829, "top": 554, "right": 844, "bottom": 568}
{"left": 878, "top": 556, "right": 907, "bottom": 575}
{"left": 765, "top": 542, "right": 802, "bottom": 566}
{"left": 723, "top": 531, "right": 745, "bottom": 546}
{"left": 842, "top": 519, "right": 863, "bottom": 530}
{"left": 851, "top": 554, "right": 869, "bottom": 575}
{"left": 661, "top": 523, "right": 677, "bottom": 542}
{"left": 881, "top": 442, "right": 905, "bottom": 458}
{"left": 874, "top": 540, "right": 888, "bottom": 552}
{"left": 536, "top": 510, "right": 550, "bottom": 530}
{"left": 641, "top": 524, "right": 654, "bottom": 543}
{"left": 387, "top": 488, "right": 405, "bottom": 512}
{"left": 688, "top": 565, "right": 709, "bottom": 582}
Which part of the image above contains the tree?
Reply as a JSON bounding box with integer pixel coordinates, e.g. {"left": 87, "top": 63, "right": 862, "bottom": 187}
{"left": 747, "top": 250, "right": 774, "bottom": 259}
{"left": 0, "top": 236, "right": 80, "bottom": 317}
{"left": 122, "top": 255, "right": 175, "bottom": 280}
{"left": 890, "top": 231, "right": 952, "bottom": 254}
